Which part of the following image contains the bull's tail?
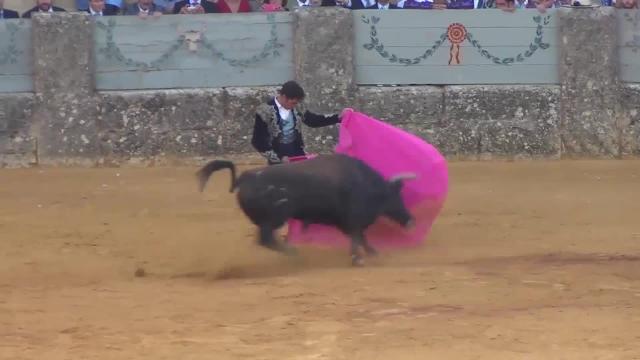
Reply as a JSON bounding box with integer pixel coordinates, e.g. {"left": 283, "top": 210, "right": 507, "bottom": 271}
{"left": 196, "top": 160, "right": 237, "bottom": 193}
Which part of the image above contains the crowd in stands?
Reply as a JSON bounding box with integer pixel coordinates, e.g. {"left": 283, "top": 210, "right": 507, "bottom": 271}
{"left": 0, "top": 0, "right": 637, "bottom": 20}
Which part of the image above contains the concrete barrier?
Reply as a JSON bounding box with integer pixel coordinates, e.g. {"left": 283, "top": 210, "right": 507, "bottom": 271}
{"left": 0, "top": 8, "right": 638, "bottom": 167}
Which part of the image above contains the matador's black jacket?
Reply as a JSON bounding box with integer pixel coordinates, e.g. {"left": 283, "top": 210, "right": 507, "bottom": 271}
{"left": 251, "top": 97, "right": 340, "bottom": 164}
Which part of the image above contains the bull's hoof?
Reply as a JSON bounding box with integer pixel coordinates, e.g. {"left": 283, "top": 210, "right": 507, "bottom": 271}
{"left": 351, "top": 255, "right": 365, "bottom": 267}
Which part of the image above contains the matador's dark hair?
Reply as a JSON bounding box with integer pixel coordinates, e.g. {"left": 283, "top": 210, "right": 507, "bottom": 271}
{"left": 279, "top": 80, "right": 305, "bottom": 100}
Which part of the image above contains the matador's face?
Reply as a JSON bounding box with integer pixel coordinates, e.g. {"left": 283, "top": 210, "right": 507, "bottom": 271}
{"left": 37, "top": 0, "right": 53, "bottom": 11}
{"left": 277, "top": 95, "right": 300, "bottom": 110}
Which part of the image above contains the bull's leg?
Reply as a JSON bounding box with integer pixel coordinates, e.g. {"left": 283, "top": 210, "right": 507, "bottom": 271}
{"left": 258, "top": 224, "right": 297, "bottom": 256}
{"left": 361, "top": 235, "right": 378, "bottom": 257}
{"left": 258, "top": 224, "right": 277, "bottom": 249}
{"left": 349, "top": 232, "right": 366, "bottom": 267}
{"left": 348, "top": 232, "right": 379, "bottom": 266}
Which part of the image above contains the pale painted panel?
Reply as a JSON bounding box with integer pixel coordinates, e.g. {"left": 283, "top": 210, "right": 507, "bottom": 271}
{"left": 353, "top": 8, "right": 559, "bottom": 28}
{"left": 353, "top": 9, "right": 559, "bottom": 85}
{"left": 93, "top": 13, "right": 294, "bottom": 90}
{"left": 617, "top": 9, "right": 640, "bottom": 83}
{"left": 0, "top": 19, "right": 33, "bottom": 93}
{"left": 620, "top": 64, "right": 640, "bottom": 83}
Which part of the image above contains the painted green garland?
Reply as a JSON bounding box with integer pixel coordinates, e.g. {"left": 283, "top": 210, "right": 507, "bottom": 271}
{"left": 0, "top": 21, "right": 26, "bottom": 66}
{"left": 361, "top": 14, "right": 552, "bottom": 66}
{"left": 623, "top": 11, "right": 640, "bottom": 53}
{"left": 95, "top": 13, "right": 285, "bottom": 70}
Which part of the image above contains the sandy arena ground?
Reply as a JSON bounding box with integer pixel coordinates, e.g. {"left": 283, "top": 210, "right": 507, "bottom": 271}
{"left": 1, "top": 160, "right": 640, "bottom": 359}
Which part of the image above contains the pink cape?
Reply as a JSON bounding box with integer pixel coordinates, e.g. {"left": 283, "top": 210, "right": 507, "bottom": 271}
{"left": 286, "top": 109, "right": 449, "bottom": 249}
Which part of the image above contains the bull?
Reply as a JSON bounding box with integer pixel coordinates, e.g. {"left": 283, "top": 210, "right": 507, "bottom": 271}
{"left": 196, "top": 154, "right": 416, "bottom": 266}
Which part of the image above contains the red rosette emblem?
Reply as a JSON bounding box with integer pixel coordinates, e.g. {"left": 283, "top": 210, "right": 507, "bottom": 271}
{"left": 447, "top": 23, "right": 467, "bottom": 44}
{"left": 446, "top": 23, "right": 467, "bottom": 65}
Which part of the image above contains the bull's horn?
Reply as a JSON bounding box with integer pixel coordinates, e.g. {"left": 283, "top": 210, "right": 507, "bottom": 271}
{"left": 389, "top": 173, "right": 417, "bottom": 182}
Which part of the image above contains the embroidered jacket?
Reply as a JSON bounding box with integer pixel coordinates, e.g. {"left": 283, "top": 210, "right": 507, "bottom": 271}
{"left": 251, "top": 97, "right": 340, "bottom": 164}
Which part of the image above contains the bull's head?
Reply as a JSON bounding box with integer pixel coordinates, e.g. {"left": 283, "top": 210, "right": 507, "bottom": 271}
{"left": 383, "top": 173, "right": 417, "bottom": 229}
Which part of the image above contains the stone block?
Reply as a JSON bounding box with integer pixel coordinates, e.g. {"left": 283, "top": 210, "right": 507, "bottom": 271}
{"left": 31, "top": 12, "right": 93, "bottom": 97}
{"left": 355, "top": 86, "right": 444, "bottom": 125}
{"left": 0, "top": 93, "right": 34, "bottom": 132}
{"left": 98, "top": 90, "right": 220, "bottom": 158}
{"left": 0, "top": 94, "right": 36, "bottom": 167}
{"left": 293, "top": 7, "right": 356, "bottom": 112}
{"left": 97, "top": 87, "right": 285, "bottom": 159}
{"left": 620, "top": 84, "right": 640, "bottom": 156}
{"left": 558, "top": 7, "right": 621, "bottom": 157}
{"left": 98, "top": 92, "right": 172, "bottom": 159}
{"left": 291, "top": 7, "right": 354, "bottom": 156}
{"left": 437, "top": 85, "right": 561, "bottom": 159}
{"left": 221, "top": 87, "right": 279, "bottom": 155}
{"left": 301, "top": 125, "right": 340, "bottom": 155}
{"left": 30, "top": 93, "right": 101, "bottom": 158}
{"left": 30, "top": 12, "right": 98, "bottom": 160}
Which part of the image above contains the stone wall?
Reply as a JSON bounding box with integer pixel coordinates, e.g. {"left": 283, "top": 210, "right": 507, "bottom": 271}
{"left": 620, "top": 84, "right": 640, "bottom": 157}
{"left": 0, "top": 93, "right": 36, "bottom": 166}
{"left": 0, "top": 7, "right": 638, "bottom": 167}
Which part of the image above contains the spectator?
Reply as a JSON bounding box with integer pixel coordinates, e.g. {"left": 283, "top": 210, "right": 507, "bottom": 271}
{"left": 447, "top": 0, "right": 475, "bottom": 8}
{"left": 397, "top": 0, "right": 434, "bottom": 8}
{"left": 108, "top": 0, "right": 124, "bottom": 8}
{"left": 514, "top": 0, "right": 528, "bottom": 7}
{"left": 475, "top": 0, "right": 495, "bottom": 7}
{"left": 329, "top": 0, "right": 372, "bottom": 8}
{"left": 0, "top": 0, "right": 19, "bottom": 18}
{"left": 261, "top": 0, "right": 289, "bottom": 11}
{"left": 495, "top": 0, "right": 516, "bottom": 10}
{"left": 531, "top": 0, "right": 555, "bottom": 11}
{"left": 154, "top": 0, "right": 180, "bottom": 13}
{"left": 173, "top": 0, "right": 219, "bottom": 13}
{"left": 81, "top": 0, "right": 120, "bottom": 14}
{"left": 22, "top": 0, "right": 66, "bottom": 18}
{"left": 431, "top": 0, "right": 448, "bottom": 8}
{"left": 252, "top": 80, "right": 342, "bottom": 165}
{"left": 124, "top": 0, "right": 165, "bottom": 15}
{"left": 77, "top": 0, "right": 123, "bottom": 12}
{"left": 294, "top": 0, "right": 323, "bottom": 6}
{"left": 367, "top": 0, "right": 400, "bottom": 8}
{"left": 215, "top": 0, "right": 252, "bottom": 12}
{"left": 615, "top": 0, "right": 637, "bottom": 7}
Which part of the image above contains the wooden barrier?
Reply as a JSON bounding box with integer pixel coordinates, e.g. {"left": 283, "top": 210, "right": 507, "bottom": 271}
{"left": 618, "top": 9, "right": 640, "bottom": 83}
{"left": 92, "top": 12, "right": 294, "bottom": 90}
{"left": 353, "top": 9, "right": 559, "bottom": 85}
{"left": 0, "top": 19, "right": 33, "bottom": 93}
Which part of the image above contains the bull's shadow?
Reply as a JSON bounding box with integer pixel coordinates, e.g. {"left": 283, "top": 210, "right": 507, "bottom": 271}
{"left": 170, "top": 246, "right": 390, "bottom": 282}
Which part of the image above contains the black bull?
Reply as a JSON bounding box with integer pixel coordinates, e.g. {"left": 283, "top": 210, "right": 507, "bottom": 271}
{"left": 196, "top": 154, "right": 416, "bottom": 266}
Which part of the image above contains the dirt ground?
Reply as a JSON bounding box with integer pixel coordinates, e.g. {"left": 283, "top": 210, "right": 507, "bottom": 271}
{"left": 1, "top": 160, "right": 640, "bottom": 360}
